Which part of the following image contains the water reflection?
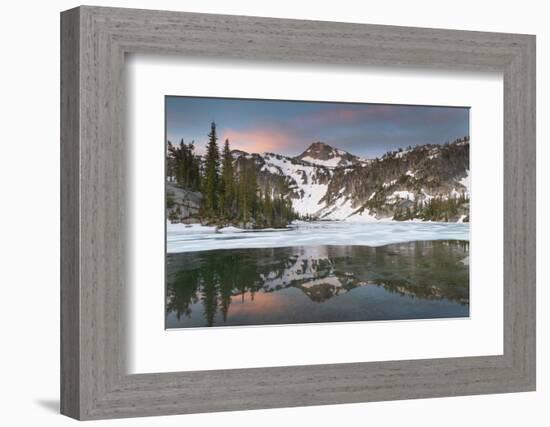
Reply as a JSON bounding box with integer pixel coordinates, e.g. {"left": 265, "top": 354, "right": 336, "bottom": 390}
{"left": 166, "top": 240, "right": 469, "bottom": 328}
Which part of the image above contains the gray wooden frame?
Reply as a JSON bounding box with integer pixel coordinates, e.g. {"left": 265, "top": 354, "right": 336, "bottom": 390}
{"left": 60, "top": 5, "right": 536, "bottom": 420}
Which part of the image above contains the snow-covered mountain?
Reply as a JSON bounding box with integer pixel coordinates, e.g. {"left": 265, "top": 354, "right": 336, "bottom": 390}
{"left": 293, "top": 141, "right": 367, "bottom": 168}
{"left": 233, "top": 138, "right": 470, "bottom": 222}
{"left": 167, "top": 138, "right": 470, "bottom": 224}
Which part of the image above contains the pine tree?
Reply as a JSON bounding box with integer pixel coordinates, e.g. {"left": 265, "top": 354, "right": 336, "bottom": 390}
{"left": 220, "top": 139, "right": 235, "bottom": 219}
{"left": 236, "top": 163, "right": 246, "bottom": 222}
{"left": 263, "top": 188, "right": 273, "bottom": 226}
{"left": 166, "top": 140, "right": 176, "bottom": 182}
{"left": 167, "top": 139, "right": 201, "bottom": 191}
{"left": 202, "top": 122, "right": 221, "bottom": 217}
{"left": 246, "top": 160, "right": 258, "bottom": 220}
{"left": 235, "top": 157, "right": 259, "bottom": 225}
{"left": 188, "top": 141, "right": 201, "bottom": 190}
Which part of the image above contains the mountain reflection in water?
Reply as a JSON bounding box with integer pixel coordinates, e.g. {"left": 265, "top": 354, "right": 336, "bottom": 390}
{"left": 166, "top": 240, "right": 469, "bottom": 328}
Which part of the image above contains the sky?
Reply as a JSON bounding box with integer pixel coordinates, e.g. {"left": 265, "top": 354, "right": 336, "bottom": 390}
{"left": 166, "top": 96, "right": 469, "bottom": 159}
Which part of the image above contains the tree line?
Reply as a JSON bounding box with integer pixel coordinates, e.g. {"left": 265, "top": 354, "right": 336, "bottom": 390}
{"left": 392, "top": 192, "right": 470, "bottom": 222}
{"left": 167, "top": 122, "right": 298, "bottom": 228}
{"left": 167, "top": 140, "right": 201, "bottom": 191}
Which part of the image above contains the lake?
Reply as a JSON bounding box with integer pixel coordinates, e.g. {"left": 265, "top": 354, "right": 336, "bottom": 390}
{"left": 166, "top": 237, "right": 469, "bottom": 328}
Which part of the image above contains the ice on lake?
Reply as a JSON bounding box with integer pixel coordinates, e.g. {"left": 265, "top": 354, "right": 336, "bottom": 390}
{"left": 167, "top": 220, "right": 469, "bottom": 254}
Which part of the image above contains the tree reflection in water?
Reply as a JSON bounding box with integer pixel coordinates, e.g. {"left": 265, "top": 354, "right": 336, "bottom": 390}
{"left": 166, "top": 240, "right": 469, "bottom": 327}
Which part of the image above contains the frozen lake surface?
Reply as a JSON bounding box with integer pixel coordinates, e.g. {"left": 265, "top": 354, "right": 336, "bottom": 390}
{"left": 167, "top": 220, "right": 469, "bottom": 253}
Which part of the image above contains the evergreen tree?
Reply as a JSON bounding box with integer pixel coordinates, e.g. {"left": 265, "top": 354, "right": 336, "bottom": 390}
{"left": 167, "top": 139, "right": 201, "bottom": 191}
{"left": 263, "top": 189, "right": 273, "bottom": 226}
{"left": 188, "top": 141, "right": 201, "bottom": 190}
{"left": 247, "top": 161, "right": 258, "bottom": 220}
{"left": 236, "top": 158, "right": 258, "bottom": 224}
{"left": 202, "top": 122, "right": 221, "bottom": 217}
{"left": 220, "top": 139, "right": 235, "bottom": 219}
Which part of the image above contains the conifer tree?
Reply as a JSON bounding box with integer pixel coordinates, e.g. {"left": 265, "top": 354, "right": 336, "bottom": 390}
{"left": 236, "top": 157, "right": 259, "bottom": 224}
{"left": 220, "top": 139, "right": 235, "bottom": 219}
{"left": 202, "top": 122, "right": 221, "bottom": 217}
{"left": 246, "top": 160, "right": 258, "bottom": 220}
{"left": 263, "top": 188, "right": 273, "bottom": 226}
{"left": 167, "top": 139, "right": 201, "bottom": 191}
{"left": 188, "top": 141, "right": 201, "bottom": 190}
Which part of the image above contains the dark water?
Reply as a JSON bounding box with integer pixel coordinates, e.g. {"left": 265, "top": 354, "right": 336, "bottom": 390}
{"left": 166, "top": 240, "right": 469, "bottom": 328}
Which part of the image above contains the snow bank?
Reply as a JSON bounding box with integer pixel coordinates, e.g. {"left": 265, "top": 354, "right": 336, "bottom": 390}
{"left": 390, "top": 190, "right": 416, "bottom": 201}
{"left": 167, "top": 220, "right": 469, "bottom": 253}
{"left": 263, "top": 154, "right": 330, "bottom": 217}
{"left": 459, "top": 170, "right": 470, "bottom": 194}
{"left": 319, "top": 198, "right": 382, "bottom": 222}
{"left": 300, "top": 155, "right": 351, "bottom": 168}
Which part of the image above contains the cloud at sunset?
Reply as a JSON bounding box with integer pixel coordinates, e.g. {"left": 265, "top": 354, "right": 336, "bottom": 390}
{"left": 220, "top": 127, "right": 295, "bottom": 154}
{"left": 296, "top": 105, "right": 395, "bottom": 126}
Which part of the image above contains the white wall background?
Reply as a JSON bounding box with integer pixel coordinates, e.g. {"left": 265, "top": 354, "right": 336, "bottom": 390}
{"left": 0, "top": 0, "right": 547, "bottom": 425}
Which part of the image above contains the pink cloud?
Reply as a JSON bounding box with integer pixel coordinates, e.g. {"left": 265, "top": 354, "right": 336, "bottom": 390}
{"left": 296, "top": 105, "right": 395, "bottom": 125}
{"left": 220, "top": 127, "right": 293, "bottom": 154}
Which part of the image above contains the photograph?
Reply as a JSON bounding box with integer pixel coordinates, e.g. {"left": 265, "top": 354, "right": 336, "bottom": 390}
{"left": 164, "top": 97, "right": 471, "bottom": 328}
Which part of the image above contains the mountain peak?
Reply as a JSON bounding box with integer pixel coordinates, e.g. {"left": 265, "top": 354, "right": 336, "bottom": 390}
{"left": 295, "top": 142, "right": 360, "bottom": 168}
{"left": 301, "top": 141, "right": 339, "bottom": 157}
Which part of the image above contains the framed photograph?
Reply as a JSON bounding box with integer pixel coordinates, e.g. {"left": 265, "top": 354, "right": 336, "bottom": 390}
{"left": 61, "top": 6, "right": 536, "bottom": 420}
